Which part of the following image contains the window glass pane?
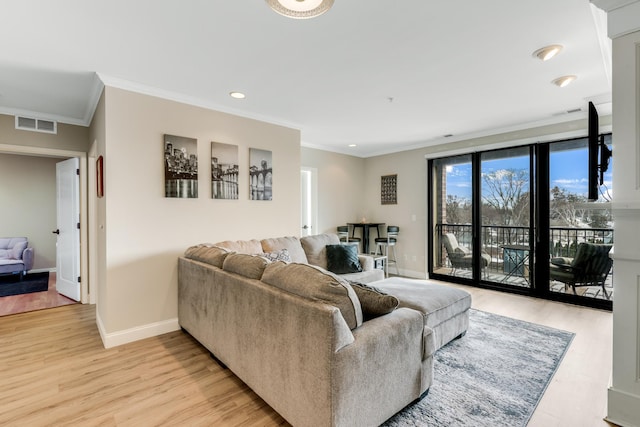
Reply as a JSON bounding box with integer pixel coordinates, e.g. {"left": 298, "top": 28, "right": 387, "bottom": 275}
{"left": 432, "top": 155, "right": 474, "bottom": 278}
{"left": 549, "top": 136, "right": 613, "bottom": 301}
{"left": 480, "top": 146, "right": 532, "bottom": 288}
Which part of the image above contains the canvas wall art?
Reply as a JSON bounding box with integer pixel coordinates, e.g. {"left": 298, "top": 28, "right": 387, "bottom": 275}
{"left": 211, "top": 142, "right": 239, "bottom": 199}
{"left": 164, "top": 134, "right": 198, "bottom": 198}
{"left": 381, "top": 174, "right": 397, "bottom": 205}
{"left": 249, "top": 148, "right": 272, "bottom": 201}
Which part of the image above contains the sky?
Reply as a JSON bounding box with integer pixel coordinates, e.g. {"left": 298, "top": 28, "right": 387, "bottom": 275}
{"left": 444, "top": 144, "right": 613, "bottom": 202}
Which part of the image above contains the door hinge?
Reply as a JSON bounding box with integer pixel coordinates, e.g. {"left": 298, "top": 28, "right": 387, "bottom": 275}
{"left": 76, "top": 168, "right": 80, "bottom": 175}
{"left": 77, "top": 222, "right": 80, "bottom": 229}
{"left": 77, "top": 276, "right": 81, "bottom": 283}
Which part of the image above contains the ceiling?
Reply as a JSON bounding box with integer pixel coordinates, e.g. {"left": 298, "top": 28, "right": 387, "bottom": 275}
{"left": 0, "top": 0, "right": 611, "bottom": 157}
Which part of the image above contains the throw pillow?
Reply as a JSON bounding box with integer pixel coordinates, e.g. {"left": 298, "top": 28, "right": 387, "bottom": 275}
{"left": 262, "top": 262, "right": 363, "bottom": 330}
{"left": 350, "top": 281, "right": 399, "bottom": 320}
{"left": 184, "top": 244, "right": 231, "bottom": 268}
{"left": 222, "top": 253, "right": 270, "bottom": 280}
{"left": 260, "top": 248, "right": 292, "bottom": 263}
{"left": 326, "top": 244, "right": 362, "bottom": 274}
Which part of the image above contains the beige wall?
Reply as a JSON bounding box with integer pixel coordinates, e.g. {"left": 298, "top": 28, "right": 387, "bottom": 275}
{"left": 364, "top": 149, "right": 428, "bottom": 277}
{"left": 0, "top": 114, "right": 89, "bottom": 152}
{"left": 0, "top": 153, "right": 59, "bottom": 269}
{"left": 89, "top": 92, "right": 107, "bottom": 321}
{"left": 96, "top": 86, "right": 301, "bottom": 336}
{"left": 301, "top": 147, "right": 365, "bottom": 234}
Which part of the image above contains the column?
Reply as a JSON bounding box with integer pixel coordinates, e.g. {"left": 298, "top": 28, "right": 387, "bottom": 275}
{"left": 592, "top": 1, "right": 640, "bottom": 425}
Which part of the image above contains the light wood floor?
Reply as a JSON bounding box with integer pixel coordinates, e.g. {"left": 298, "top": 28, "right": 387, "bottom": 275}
{"left": 0, "top": 282, "right": 614, "bottom": 426}
{"left": 0, "top": 272, "right": 76, "bottom": 317}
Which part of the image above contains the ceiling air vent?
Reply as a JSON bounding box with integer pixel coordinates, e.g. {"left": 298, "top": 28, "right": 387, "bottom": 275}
{"left": 15, "top": 116, "right": 57, "bottom": 134}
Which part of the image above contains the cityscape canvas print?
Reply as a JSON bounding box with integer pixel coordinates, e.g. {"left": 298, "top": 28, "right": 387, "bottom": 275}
{"left": 211, "top": 142, "right": 239, "bottom": 199}
{"left": 249, "top": 148, "right": 272, "bottom": 201}
{"left": 164, "top": 134, "right": 198, "bottom": 198}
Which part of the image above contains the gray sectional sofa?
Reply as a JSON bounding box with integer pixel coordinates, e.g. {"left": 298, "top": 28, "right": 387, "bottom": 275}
{"left": 178, "top": 233, "right": 471, "bottom": 426}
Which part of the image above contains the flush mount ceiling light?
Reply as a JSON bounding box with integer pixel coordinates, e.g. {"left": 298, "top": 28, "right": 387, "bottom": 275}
{"left": 266, "top": 0, "right": 334, "bottom": 19}
{"left": 532, "top": 44, "right": 563, "bottom": 61}
{"left": 229, "top": 91, "right": 246, "bottom": 99}
{"left": 552, "top": 75, "right": 577, "bottom": 88}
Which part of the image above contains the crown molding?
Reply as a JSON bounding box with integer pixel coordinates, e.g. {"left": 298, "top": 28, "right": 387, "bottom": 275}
{"left": 591, "top": 0, "right": 640, "bottom": 38}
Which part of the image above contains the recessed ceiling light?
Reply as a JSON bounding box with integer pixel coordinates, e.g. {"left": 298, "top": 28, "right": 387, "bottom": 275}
{"left": 265, "top": 0, "right": 334, "bottom": 19}
{"left": 229, "top": 91, "right": 246, "bottom": 99}
{"left": 533, "top": 44, "right": 563, "bottom": 61}
{"left": 552, "top": 75, "right": 577, "bottom": 88}
{"left": 348, "top": 144, "right": 357, "bottom": 148}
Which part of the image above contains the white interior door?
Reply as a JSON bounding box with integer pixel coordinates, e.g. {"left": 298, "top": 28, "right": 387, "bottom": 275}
{"left": 55, "top": 158, "right": 81, "bottom": 301}
{"left": 300, "top": 167, "right": 318, "bottom": 237}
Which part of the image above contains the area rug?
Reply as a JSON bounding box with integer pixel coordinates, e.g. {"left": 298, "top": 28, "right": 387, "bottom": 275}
{"left": 383, "top": 309, "right": 574, "bottom": 427}
{"left": 0, "top": 272, "right": 49, "bottom": 297}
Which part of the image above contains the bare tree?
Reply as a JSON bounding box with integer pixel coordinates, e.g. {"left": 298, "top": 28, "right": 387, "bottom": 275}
{"left": 481, "top": 169, "right": 530, "bottom": 226}
{"left": 445, "top": 195, "right": 472, "bottom": 224}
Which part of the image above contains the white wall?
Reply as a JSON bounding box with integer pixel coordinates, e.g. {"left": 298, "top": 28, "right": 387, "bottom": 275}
{"left": 301, "top": 147, "right": 366, "bottom": 234}
{"left": 94, "top": 87, "right": 301, "bottom": 346}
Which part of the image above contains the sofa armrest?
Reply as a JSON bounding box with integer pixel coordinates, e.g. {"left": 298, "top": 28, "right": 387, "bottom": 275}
{"left": 22, "top": 247, "right": 34, "bottom": 271}
{"left": 358, "top": 254, "right": 375, "bottom": 271}
{"left": 332, "top": 307, "right": 430, "bottom": 425}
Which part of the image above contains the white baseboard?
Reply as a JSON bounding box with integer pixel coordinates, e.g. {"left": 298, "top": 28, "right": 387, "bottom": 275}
{"left": 607, "top": 386, "right": 640, "bottom": 427}
{"left": 397, "top": 268, "right": 426, "bottom": 279}
{"left": 30, "top": 267, "right": 56, "bottom": 274}
{"left": 96, "top": 312, "right": 180, "bottom": 349}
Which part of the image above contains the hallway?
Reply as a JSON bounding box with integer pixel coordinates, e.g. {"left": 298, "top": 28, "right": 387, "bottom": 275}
{"left": 0, "top": 272, "right": 76, "bottom": 317}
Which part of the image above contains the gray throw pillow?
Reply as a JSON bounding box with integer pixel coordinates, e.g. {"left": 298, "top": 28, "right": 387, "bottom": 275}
{"left": 326, "top": 244, "right": 362, "bottom": 274}
{"left": 350, "top": 281, "right": 399, "bottom": 319}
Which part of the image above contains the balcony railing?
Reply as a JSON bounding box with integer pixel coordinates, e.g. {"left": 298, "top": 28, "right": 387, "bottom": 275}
{"left": 434, "top": 223, "right": 614, "bottom": 299}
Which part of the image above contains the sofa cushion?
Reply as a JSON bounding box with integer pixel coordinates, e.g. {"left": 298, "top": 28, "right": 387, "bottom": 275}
{"left": 184, "top": 244, "right": 231, "bottom": 268}
{"left": 215, "top": 239, "right": 263, "bottom": 254}
{"left": 326, "top": 244, "right": 362, "bottom": 274}
{"left": 262, "top": 262, "right": 363, "bottom": 330}
{"left": 350, "top": 282, "right": 399, "bottom": 319}
{"left": 260, "top": 248, "right": 292, "bottom": 263}
{"left": 261, "top": 236, "right": 308, "bottom": 263}
{"left": 300, "top": 233, "right": 341, "bottom": 269}
{"left": 11, "top": 240, "right": 28, "bottom": 260}
{"left": 222, "top": 253, "right": 270, "bottom": 280}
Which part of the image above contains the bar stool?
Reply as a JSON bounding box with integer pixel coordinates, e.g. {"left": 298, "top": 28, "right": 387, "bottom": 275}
{"left": 374, "top": 226, "right": 399, "bottom": 275}
{"left": 337, "top": 225, "right": 361, "bottom": 252}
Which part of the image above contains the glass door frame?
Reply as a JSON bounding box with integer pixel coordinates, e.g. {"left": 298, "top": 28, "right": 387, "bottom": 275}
{"left": 428, "top": 141, "right": 613, "bottom": 311}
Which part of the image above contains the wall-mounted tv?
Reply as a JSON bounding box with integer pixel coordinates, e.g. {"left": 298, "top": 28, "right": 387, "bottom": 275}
{"left": 587, "top": 102, "right": 613, "bottom": 201}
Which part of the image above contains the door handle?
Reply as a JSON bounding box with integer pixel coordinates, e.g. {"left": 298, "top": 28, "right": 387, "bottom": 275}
{"left": 52, "top": 229, "right": 60, "bottom": 235}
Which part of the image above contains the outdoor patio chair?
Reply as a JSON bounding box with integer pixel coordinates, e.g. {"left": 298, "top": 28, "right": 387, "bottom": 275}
{"left": 549, "top": 242, "right": 613, "bottom": 299}
{"left": 442, "top": 233, "right": 491, "bottom": 277}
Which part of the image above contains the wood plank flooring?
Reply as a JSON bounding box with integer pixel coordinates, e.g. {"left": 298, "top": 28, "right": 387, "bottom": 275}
{"left": 0, "top": 272, "right": 76, "bottom": 317}
{"left": 0, "top": 281, "right": 615, "bottom": 426}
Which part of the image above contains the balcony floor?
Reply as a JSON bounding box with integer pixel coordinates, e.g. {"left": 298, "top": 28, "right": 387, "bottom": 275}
{"left": 432, "top": 266, "right": 613, "bottom": 301}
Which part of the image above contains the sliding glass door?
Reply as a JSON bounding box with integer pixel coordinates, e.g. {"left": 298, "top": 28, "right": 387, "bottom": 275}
{"left": 480, "top": 147, "right": 532, "bottom": 289}
{"left": 429, "top": 136, "right": 613, "bottom": 310}
{"left": 431, "top": 155, "right": 475, "bottom": 280}
{"left": 548, "top": 136, "right": 613, "bottom": 303}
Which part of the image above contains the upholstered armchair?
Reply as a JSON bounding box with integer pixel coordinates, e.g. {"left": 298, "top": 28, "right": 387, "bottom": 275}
{"left": 549, "top": 242, "right": 613, "bottom": 299}
{"left": 0, "top": 237, "right": 34, "bottom": 279}
{"left": 442, "top": 233, "right": 491, "bottom": 276}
